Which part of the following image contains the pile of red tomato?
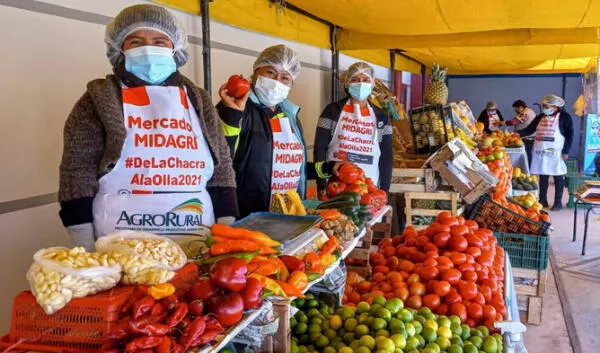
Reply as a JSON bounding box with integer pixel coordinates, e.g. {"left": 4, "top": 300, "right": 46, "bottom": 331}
{"left": 343, "top": 212, "right": 506, "bottom": 329}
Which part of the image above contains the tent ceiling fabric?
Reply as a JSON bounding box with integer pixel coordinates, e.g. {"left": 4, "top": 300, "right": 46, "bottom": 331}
{"left": 157, "top": 0, "right": 597, "bottom": 73}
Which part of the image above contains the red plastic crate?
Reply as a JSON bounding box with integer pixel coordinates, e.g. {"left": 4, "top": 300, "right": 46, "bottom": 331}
{"left": 9, "top": 286, "right": 134, "bottom": 350}
{"left": 169, "top": 262, "right": 199, "bottom": 295}
{"left": 0, "top": 334, "right": 100, "bottom": 353}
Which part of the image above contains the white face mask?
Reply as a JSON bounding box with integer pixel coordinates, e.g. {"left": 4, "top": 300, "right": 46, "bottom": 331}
{"left": 254, "top": 75, "right": 291, "bottom": 107}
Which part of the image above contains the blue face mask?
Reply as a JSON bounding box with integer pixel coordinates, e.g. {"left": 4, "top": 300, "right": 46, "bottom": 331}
{"left": 124, "top": 46, "right": 176, "bottom": 85}
{"left": 543, "top": 108, "right": 555, "bottom": 116}
{"left": 348, "top": 82, "right": 373, "bottom": 101}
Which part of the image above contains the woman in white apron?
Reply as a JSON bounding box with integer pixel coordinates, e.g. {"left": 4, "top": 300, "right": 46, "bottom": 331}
{"left": 314, "top": 62, "right": 393, "bottom": 199}
{"left": 217, "top": 45, "right": 346, "bottom": 217}
{"left": 477, "top": 101, "right": 505, "bottom": 134}
{"left": 518, "top": 94, "right": 574, "bottom": 210}
{"left": 59, "top": 5, "right": 238, "bottom": 251}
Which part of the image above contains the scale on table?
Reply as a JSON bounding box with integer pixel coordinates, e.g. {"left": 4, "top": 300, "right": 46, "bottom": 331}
{"left": 576, "top": 180, "right": 600, "bottom": 203}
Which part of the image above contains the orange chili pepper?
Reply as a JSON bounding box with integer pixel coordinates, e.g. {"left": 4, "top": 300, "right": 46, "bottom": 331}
{"left": 287, "top": 271, "right": 308, "bottom": 291}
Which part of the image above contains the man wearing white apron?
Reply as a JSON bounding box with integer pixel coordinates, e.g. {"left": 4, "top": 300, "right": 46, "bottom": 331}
{"left": 477, "top": 101, "right": 505, "bottom": 134}
{"left": 518, "top": 94, "right": 574, "bottom": 210}
{"left": 59, "top": 5, "right": 238, "bottom": 250}
{"left": 314, "top": 62, "right": 393, "bottom": 199}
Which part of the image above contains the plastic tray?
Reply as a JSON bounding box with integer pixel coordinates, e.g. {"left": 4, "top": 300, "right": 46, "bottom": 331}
{"left": 467, "top": 194, "right": 550, "bottom": 236}
{"left": 9, "top": 286, "right": 134, "bottom": 350}
{"left": 232, "top": 212, "right": 321, "bottom": 244}
{"left": 494, "top": 232, "right": 549, "bottom": 270}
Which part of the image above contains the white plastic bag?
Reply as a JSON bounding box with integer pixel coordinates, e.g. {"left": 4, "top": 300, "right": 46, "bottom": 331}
{"left": 96, "top": 231, "right": 187, "bottom": 285}
{"left": 26, "top": 247, "right": 121, "bottom": 315}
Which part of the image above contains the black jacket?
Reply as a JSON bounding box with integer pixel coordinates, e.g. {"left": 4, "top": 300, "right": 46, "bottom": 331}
{"left": 314, "top": 97, "right": 393, "bottom": 192}
{"left": 217, "top": 98, "right": 333, "bottom": 218}
{"left": 518, "top": 109, "right": 574, "bottom": 155}
{"left": 477, "top": 109, "right": 504, "bottom": 134}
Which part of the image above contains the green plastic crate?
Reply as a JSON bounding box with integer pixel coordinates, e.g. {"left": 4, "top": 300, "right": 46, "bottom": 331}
{"left": 567, "top": 173, "right": 600, "bottom": 208}
{"left": 494, "top": 232, "right": 549, "bottom": 270}
{"left": 566, "top": 157, "right": 578, "bottom": 173}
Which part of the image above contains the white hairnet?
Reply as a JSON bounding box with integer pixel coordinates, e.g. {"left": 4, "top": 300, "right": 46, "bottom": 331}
{"left": 105, "top": 4, "right": 188, "bottom": 67}
{"left": 341, "top": 62, "right": 374, "bottom": 87}
{"left": 253, "top": 45, "right": 301, "bottom": 80}
{"left": 542, "top": 94, "right": 565, "bottom": 107}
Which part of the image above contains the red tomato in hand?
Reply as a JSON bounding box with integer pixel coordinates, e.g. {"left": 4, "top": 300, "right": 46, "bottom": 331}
{"left": 225, "top": 74, "right": 250, "bottom": 98}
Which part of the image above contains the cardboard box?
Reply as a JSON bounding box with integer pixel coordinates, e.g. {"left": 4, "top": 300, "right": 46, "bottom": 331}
{"left": 427, "top": 139, "right": 498, "bottom": 204}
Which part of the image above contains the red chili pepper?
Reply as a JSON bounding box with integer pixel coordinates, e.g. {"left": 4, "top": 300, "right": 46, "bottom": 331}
{"left": 278, "top": 255, "right": 305, "bottom": 272}
{"left": 166, "top": 302, "right": 189, "bottom": 328}
{"left": 160, "top": 294, "right": 179, "bottom": 311}
{"left": 128, "top": 320, "right": 170, "bottom": 336}
{"left": 189, "top": 277, "right": 218, "bottom": 301}
{"left": 189, "top": 299, "right": 204, "bottom": 316}
{"left": 171, "top": 343, "right": 185, "bottom": 353}
{"left": 203, "top": 316, "right": 225, "bottom": 333}
{"left": 191, "top": 329, "right": 221, "bottom": 346}
{"left": 207, "top": 292, "right": 244, "bottom": 327}
{"left": 150, "top": 302, "right": 165, "bottom": 316}
{"left": 133, "top": 296, "right": 156, "bottom": 320}
{"left": 156, "top": 336, "right": 172, "bottom": 353}
{"left": 107, "top": 316, "right": 132, "bottom": 340}
{"left": 240, "top": 277, "right": 264, "bottom": 310}
{"left": 210, "top": 258, "right": 248, "bottom": 292}
{"left": 178, "top": 317, "right": 191, "bottom": 329}
{"left": 125, "top": 336, "right": 164, "bottom": 353}
{"left": 179, "top": 316, "right": 206, "bottom": 350}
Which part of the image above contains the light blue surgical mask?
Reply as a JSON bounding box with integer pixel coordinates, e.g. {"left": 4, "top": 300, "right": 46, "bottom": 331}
{"left": 124, "top": 46, "right": 176, "bottom": 85}
{"left": 348, "top": 82, "right": 373, "bottom": 101}
{"left": 543, "top": 108, "right": 555, "bottom": 116}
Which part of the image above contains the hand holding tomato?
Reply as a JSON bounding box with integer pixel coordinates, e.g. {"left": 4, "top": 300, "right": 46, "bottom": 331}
{"left": 219, "top": 75, "right": 251, "bottom": 111}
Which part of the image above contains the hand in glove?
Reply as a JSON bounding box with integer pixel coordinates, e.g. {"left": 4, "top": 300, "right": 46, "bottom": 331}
{"left": 66, "top": 223, "right": 95, "bottom": 251}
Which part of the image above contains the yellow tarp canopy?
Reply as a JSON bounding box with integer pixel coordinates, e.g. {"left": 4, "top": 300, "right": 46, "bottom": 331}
{"left": 157, "top": 0, "right": 598, "bottom": 74}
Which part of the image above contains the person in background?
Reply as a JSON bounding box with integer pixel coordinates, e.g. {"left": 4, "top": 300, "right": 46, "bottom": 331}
{"left": 477, "top": 101, "right": 504, "bottom": 134}
{"left": 503, "top": 99, "right": 537, "bottom": 165}
{"left": 217, "top": 45, "right": 344, "bottom": 218}
{"left": 59, "top": 4, "right": 238, "bottom": 250}
{"left": 518, "top": 94, "right": 574, "bottom": 211}
{"left": 314, "top": 62, "right": 393, "bottom": 199}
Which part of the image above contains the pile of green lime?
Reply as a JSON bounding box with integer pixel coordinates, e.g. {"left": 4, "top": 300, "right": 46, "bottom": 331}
{"left": 290, "top": 294, "right": 503, "bottom": 353}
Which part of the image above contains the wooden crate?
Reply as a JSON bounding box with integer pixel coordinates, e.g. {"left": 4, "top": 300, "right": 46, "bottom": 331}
{"left": 390, "top": 168, "right": 440, "bottom": 193}
{"left": 272, "top": 299, "right": 291, "bottom": 353}
{"left": 513, "top": 267, "right": 547, "bottom": 325}
{"left": 405, "top": 191, "right": 465, "bottom": 230}
{"left": 345, "top": 228, "right": 373, "bottom": 278}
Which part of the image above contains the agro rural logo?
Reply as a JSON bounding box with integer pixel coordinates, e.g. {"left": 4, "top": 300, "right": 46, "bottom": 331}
{"left": 117, "top": 198, "right": 204, "bottom": 229}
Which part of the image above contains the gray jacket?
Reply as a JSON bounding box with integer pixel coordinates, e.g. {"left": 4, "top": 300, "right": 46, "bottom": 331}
{"left": 59, "top": 73, "right": 238, "bottom": 227}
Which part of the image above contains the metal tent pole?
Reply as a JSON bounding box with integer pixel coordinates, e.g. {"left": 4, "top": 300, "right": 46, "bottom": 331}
{"left": 389, "top": 50, "right": 396, "bottom": 92}
{"left": 200, "top": 0, "right": 212, "bottom": 92}
{"left": 331, "top": 25, "right": 340, "bottom": 101}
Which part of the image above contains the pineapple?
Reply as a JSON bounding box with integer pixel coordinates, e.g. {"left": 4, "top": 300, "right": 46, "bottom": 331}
{"left": 424, "top": 63, "right": 448, "bottom": 105}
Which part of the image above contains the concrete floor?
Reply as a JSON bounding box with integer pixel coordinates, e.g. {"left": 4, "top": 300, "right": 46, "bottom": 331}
{"left": 519, "top": 184, "right": 600, "bottom": 353}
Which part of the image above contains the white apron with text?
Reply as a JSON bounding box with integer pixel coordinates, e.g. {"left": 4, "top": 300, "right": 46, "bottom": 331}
{"left": 487, "top": 110, "right": 501, "bottom": 131}
{"left": 530, "top": 112, "right": 567, "bottom": 176}
{"left": 327, "top": 102, "right": 381, "bottom": 183}
{"left": 93, "top": 85, "right": 215, "bottom": 237}
{"left": 270, "top": 115, "right": 303, "bottom": 198}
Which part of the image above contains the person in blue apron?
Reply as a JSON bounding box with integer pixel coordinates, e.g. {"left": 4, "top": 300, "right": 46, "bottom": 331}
{"left": 59, "top": 5, "right": 238, "bottom": 251}
{"left": 477, "top": 101, "right": 504, "bottom": 134}
{"left": 517, "top": 94, "right": 574, "bottom": 210}
{"left": 314, "top": 62, "right": 393, "bottom": 199}
{"left": 217, "top": 45, "right": 345, "bottom": 217}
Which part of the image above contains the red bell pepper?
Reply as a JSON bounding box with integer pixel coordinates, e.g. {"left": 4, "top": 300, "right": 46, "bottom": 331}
{"left": 326, "top": 181, "right": 346, "bottom": 198}
{"left": 189, "top": 277, "right": 218, "bottom": 301}
{"left": 241, "top": 277, "right": 264, "bottom": 310}
{"left": 209, "top": 258, "right": 248, "bottom": 292}
{"left": 365, "top": 178, "right": 377, "bottom": 192}
{"left": 207, "top": 292, "right": 244, "bottom": 327}
{"left": 278, "top": 255, "right": 305, "bottom": 272}
{"left": 338, "top": 164, "right": 359, "bottom": 184}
